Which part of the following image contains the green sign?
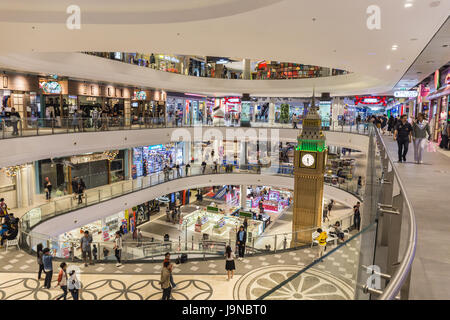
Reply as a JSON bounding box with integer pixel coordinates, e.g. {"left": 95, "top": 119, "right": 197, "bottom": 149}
{"left": 206, "top": 206, "right": 219, "bottom": 213}
{"left": 239, "top": 211, "right": 253, "bottom": 218}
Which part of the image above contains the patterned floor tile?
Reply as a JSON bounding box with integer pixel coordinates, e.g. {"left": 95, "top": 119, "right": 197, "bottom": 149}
{"left": 190, "top": 266, "right": 199, "bottom": 272}
{"left": 9, "top": 259, "right": 18, "bottom": 264}
{"left": 134, "top": 268, "right": 143, "bottom": 273}
{"left": 3, "top": 265, "right": 13, "bottom": 270}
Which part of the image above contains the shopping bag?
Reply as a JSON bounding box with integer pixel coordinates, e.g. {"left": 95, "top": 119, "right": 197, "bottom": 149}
{"left": 427, "top": 141, "right": 437, "bottom": 153}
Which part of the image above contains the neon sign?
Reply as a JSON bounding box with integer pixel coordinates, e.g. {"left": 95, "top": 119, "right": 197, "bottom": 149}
{"left": 355, "top": 96, "right": 387, "bottom": 106}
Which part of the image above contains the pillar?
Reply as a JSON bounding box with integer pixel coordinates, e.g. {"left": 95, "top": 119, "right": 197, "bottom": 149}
{"left": 239, "top": 140, "right": 248, "bottom": 169}
{"left": 240, "top": 185, "right": 247, "bottom": 209}
{"left": 268, "top": 102, "right": 275, "bottom": 126}
{"left": 243, "top": 59, "right": 251, "bottom": 80}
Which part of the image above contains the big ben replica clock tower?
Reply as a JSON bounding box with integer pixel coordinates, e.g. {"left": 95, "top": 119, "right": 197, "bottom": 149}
{"left": 291, "top": 91, "right": 327, "bottom": 246}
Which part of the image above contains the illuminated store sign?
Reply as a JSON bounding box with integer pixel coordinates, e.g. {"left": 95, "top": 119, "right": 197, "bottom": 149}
{"left": 159, "top": 55, "right": 180, "bottom": 63}
{"left": 133, "top": 90, "right": 147, "bottom": 100}
{"left": 394, "top": 91, "right": 418, "bottom": 98}
{"left": 39, "top": 80, "right": 62, "bottom": 94}
{"left": 355, "top": 96, "right": 387, "bottom": 106}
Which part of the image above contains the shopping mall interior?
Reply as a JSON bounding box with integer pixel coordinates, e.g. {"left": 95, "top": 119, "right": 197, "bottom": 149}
{"left": 0, "top": 0, "right": 448, "bottom": 305}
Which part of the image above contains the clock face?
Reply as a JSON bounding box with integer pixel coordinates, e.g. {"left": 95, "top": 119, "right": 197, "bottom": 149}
{"left": 302, "top": 153, "right": 315, "bottom": 167}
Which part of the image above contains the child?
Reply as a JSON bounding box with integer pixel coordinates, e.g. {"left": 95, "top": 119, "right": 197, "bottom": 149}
{"left": 56, "top": 262, "right": 68, "bottom": 300}
{"left": 93, "top": 244, "right": 98, "bottom": 261}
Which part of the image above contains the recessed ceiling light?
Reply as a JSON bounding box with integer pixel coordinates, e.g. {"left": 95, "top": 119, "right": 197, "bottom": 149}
{"left": 386, "top": 65, "right": 391, "bottom": 70}
{"left": 430, "top": 1, "right": 441, "bottom": 7}
{"left": 404, "top": 3, "right": 413, "bottom": 8}
{"left": 410, "top": 38, "right": 418, "bottom": 41}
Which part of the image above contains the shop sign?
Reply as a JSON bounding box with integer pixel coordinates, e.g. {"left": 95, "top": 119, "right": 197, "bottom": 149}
{"left": 133, "top": 90, "right": 147, "bottom": 100}
{"left": 223, "top": 97, "right": 241, "bottom": 104}
{"left": 159, "top": 55, "right": 180, "bottom": 63}
{"left": 39, "top": 80, "right": 62, "bottom": 94}
{"left": 394, "top": 91, "right": 418, "bottom": 98}
{"left": 70, "top": 153, "right": 110, "bottom": 164}
{"left": 355, "top": 96, "right": 387, "bottom": 106}
{"left": 434, "top": 69, "right": 440, "bottom": 90}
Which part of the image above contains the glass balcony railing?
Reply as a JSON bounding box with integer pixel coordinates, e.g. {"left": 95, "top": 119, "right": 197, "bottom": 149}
{"left": 19, "top": 162, "right": 361, "bottom": 260}
{"left": 0, "top": 117, "right": 370, "bottom": 140}
{"left": 253, "top": 125, "right": 417, "bottom": 300}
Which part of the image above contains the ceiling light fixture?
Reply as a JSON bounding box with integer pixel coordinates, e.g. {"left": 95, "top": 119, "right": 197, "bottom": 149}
{"left": 392, "top": 45, "right": 398, "bottom": 51}
{"left": 404, "top": 3, "right": 413, "bottom": 8}
{"left": 386, "top": 65, "right": 391, "bottom": 70}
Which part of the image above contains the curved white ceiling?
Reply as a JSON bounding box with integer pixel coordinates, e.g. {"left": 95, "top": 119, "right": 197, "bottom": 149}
{"left": 0, "top": 127, "right": 369, "bottom": 167}
{"left": 0, "top": 52, "right": 382, "bottom": 97}
{"left": 0, "top": 0, "right": 448, "bottom": 95}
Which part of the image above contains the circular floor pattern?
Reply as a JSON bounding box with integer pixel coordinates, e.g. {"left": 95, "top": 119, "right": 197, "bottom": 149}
{"left": 233, "top": 265, "right": 354, "bottom": 300}
{"left": 0, "top": 277, "right": 213, "bottom": 300}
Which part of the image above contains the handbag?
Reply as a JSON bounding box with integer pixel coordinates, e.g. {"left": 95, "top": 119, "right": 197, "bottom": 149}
{"left": 427, "top": 141, "right": 437, "bottom": 153}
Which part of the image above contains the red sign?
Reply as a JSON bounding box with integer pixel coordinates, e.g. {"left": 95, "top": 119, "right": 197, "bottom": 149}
{"left": 355, "top": 96, "right": 387, "bottom": 106}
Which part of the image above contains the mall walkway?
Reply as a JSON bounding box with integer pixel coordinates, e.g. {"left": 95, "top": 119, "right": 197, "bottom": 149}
{"left": 382, "top": 136, "right": 450, "bottom": 300}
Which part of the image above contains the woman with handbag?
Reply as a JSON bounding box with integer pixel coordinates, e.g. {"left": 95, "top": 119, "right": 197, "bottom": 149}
{"left": 412, "top": 113, "right": 431, "bottom": 164}
{"left": 43, "top": 177, "right": 52, "bottom": 201}
{"left": 68, "top": 269, "right": 81, "bottom": 300}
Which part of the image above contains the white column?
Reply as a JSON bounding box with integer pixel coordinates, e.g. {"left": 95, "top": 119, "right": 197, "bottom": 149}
{"left": 240, "top": 184, "right": 247, "bottom": 209}
{"left": 243, "top": 59, "right": 251, "bottom": 80}
{"left": 268, "top": 102, "right": 275, "bottom": 126}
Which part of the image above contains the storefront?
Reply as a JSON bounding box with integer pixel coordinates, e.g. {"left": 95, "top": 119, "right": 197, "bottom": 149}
{"left": 181, "top": 206, "right": 263, "bottom": 244}
{"left": 0, "top": 72, "right": 39, "bottom": 126}
{"left": 426, "top": 69, "right": 450, "bottom": 142}
{"left": 132, "top": 143, "right": 185, "bottom": 178}
{"left": 245, "top": 186, "right": 291, "bottom": 214}
{"left": 221, "top": 96, "right": 241, "bottom": 125}
{"left": 166, "top": 92, "right": 208, "bottom": 126}
{"left": 38, "top": 78, "right": 70, "bottom": 126}
{"left": 36, "top": 150, "right": 127, "bottom": 194}
{"left": 131, "top": 89, "right": 152, "bottom": 119}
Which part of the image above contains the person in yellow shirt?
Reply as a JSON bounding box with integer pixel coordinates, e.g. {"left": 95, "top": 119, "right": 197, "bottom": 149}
{"left": 314, "top": 228, "right": 328, "bottom": 261}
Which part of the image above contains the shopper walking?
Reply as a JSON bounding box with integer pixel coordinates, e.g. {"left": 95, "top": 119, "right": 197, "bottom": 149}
{"left": 37, "top": 243, "right": 44, "bottom": 281}
{"left": 387, "top": 116, "right": 395, "bottom": 135}
{"left": 77, "top": 178, "right": 86, "bottom": 204}
{"left": 225, "top": 245, "right": 236, "bottom": 281}
{"left": 440, "top": 121, "right": 449, "bottom": 150}
{"left": 313, "top": 228, "right": 327, "bottom": 261}
{"left": 114, "top": 231, "right": 123, "bottom": 267}
{"left": 160, "top": 261, "right": 173, "bottom": 300}
{"left": 412, "top": 113, "right": 431, "bottom": 164}
{"left": 201, "top": 161, "right": 207, "bottom": 174}
{"left": 327, "top": 199, "right": 334, "bottom": 217}
{"left": 43, "top": 177, "right": 52, "bottom": 201}
{"left": 236, "top": 226, "right": 247, "bottom": 260}
{"left": 56, "top": 262, "right": 68, "bottom": 300}
{"left": 68, "top": 270, "right": 81, "bottom": 300}
{"left": 353, "top": 201, "right": 361, "bottom": 231}
{"left": 357, "top": 176, "right": 363, "bottom": 195}
{"left": 185, "top": 163, "right": 191, "bottom": 176}
{"left": 9, "top": 107, "right": 20, "bottom": 136}
{"left": 80, "top": 231, "right": 93, "bottom": 267}
{"left": 42, "top": 248, "right": 53, "bottom": 289}
{"left": 393, "top": 115, "right": 413, "bottom": 163}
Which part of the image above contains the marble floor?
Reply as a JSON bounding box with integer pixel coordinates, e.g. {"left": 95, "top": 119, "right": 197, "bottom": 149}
{"left": 382, "top": 135, "right": 450, "bottom": 299}
{"left": 0, "top": 233, "right": 361, "bottom": 300}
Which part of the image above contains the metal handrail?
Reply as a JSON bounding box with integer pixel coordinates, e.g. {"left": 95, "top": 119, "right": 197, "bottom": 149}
{"left": 374, "top": 129, "right": 417, "bottom": 300}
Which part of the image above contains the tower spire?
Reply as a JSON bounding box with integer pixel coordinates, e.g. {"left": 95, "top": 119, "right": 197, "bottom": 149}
{"left": 311, "top": 86, "right": 316, "bottom": 111}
